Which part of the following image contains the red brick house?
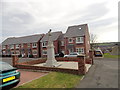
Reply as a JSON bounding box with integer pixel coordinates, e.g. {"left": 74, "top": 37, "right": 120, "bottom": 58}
{"left": 2, "top": 34, "right": 44, "bottom": 58}
{"left": 64, "top": 24, "right": 90, "bottom": 56}
{"left": 40, "top": 31, "right": 63, "bottom": 57}
{"left": 1, "top": 24, "right": 90, "bottom": 58}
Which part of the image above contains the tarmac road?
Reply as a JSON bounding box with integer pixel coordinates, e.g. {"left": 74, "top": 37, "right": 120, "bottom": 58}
{"left": 76, "top": 58, "right": 118, "bottom": 88}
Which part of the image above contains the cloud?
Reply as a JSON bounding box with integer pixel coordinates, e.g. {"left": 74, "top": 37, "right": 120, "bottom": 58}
{"left": 1, "top": 0, "right": 118, "bottom": 43}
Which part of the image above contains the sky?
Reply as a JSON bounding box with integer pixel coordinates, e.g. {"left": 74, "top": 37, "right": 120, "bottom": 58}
{"left": 0, "top": 0, "right": 119, "bottom": 43}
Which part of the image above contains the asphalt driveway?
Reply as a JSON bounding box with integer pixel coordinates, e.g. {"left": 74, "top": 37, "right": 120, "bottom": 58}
{"left": 76, "top": 58, "right": 118, "bottom": 88}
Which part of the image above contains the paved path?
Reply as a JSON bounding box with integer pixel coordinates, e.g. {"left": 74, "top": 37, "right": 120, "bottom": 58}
{"left": 76, "top": 58, "right": 118, "bottom": 88}
{"left": 16, "top": 70, "right": 48, "bottom": 87}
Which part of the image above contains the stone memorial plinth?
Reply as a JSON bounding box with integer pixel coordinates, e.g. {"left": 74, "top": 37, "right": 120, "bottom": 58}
{"left": 44, "top": 29, "right": 60, "bottom": 67}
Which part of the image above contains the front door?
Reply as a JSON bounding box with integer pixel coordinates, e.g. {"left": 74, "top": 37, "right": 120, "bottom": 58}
{"left": 69, "top": 48, "right": 74, "bottom": 54}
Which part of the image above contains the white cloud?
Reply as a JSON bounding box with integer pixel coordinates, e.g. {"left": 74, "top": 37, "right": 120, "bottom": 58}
{"left": 1, "top": 0, "right": 119, "bottom": 43}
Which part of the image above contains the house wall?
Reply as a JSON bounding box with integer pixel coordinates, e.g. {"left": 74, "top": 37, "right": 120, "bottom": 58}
{"left": 64, "top": 37, "right": 86, "bottom": 55}
{"left": 84, "top": 25, "right": 90, "bottom": 56}
{"left": 41, "top": 40, "right": 60, "bottom": 57}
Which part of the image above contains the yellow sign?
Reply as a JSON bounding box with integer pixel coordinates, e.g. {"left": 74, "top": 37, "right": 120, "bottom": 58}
{"left": 3, "top": 76, "right": 15, "bottom": 83}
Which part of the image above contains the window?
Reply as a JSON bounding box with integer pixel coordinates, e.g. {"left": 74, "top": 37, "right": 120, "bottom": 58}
{"left": 28, "top": 43, "right": 31, "bottom": 48}
{"left": 16, "top": 44, "right": 19, "bottom": 49}
{"left": 61, "top": 41, "right": 64, "bottom": 46}
{"left": 2, "top": 51, "right": 6, "bottom": 55}
{"left": 43, "top": 50, "right": 47, "bottom": 55}
{"left": 69, "top": 48, "right": 74, "bottom": 54}
{"left": 11, "top": 51, "right": 15, "bottom": 55}
{"left": 76, "top": 37, "right": 84, "bottom": 43}
{"left": 42, "top": 42, "right": 47, "bottom": 47}
{"left": 68, "top": 38, "right": 73, "bottom": 43}
{"left": 2, "top": 46, "right": 6, "bottom": 49}
{"left": 32, "top": 50, "right": 37, "bottom": 55}
{"left": 16, "top": 50, "right": 20, "bottom": 55}
{"left": 76, "top": 48, "right": 84, "bottom": 54}
{"left": 10, "top": 45, "right": 14, "bottom": 49}
{"left": 21, "top": 44, "right": 24, "bottom": 48}
{"left": 32, "top": 43, "right": 37, "bottom": 48}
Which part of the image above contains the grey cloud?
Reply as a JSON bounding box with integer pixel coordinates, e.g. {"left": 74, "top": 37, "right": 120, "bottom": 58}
{"left": 66, "top": 2, "right": 109, "bottom": 24}
{"left": 89, "top": 17, "right": 117, "bottom": 28}
{"left": 2, "top": 10, "right": 35, "bottom": 37}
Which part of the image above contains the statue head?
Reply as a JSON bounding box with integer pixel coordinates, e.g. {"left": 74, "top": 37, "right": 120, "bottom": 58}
{"left": 48, "top": 29, "right": 52, "bottom": 36}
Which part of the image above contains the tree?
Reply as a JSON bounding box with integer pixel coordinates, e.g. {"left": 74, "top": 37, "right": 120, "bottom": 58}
{"left": 90, "top": 33, "right": 98, "bottom": 50}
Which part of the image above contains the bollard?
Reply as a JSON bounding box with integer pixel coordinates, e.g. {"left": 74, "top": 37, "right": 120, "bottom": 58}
{"left": 89, "top": 50, "right": 94, "bottom": 65}
{"left": 12, "top": 55, "right": 19, "bottom": 67}
{"left": 78, "top": 55, "right": 86, "bottom": 75}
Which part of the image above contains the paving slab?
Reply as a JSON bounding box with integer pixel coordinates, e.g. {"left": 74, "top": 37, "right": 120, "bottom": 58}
{"left": 33, "top": 61, "right": 91, "bottom": 71}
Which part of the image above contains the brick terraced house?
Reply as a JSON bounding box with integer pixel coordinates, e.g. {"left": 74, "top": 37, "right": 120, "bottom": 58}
{"left": 64, "top": 24, "right": 90, "bottom": 56}
{"left": 1, "top": 24, "right": 90, "bottom": 58}
{"left": 40, "top": 31, "right": 63, "bottom": 57}
{"left": 2, "top": 34, "right": 44, "bottom": 58}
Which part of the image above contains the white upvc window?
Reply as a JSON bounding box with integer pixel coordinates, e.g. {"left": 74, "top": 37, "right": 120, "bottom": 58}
{"left": 61, "top": 41, "right": 64, "bottom": 46}
{"left": 21, "top": 44, "right": 24, "bottom": 48}
{"left": 42, "top": 50, "right": 47, "bottom": 55}
{"left": 2, "top": 45, "right": 6, "bottom": 49}
{"left": 16, "top": 44, "right": 19, "bottom": 49}
{"left": 11, "top": 51, "right": 15, "bottom": 55}
{"left": 42, "top": 42, "right": 47, "bottom": 47}
{"left": 76, "top": 37, "right": 84, "bottom": 43}
{"left": 68, "top": 38, "right": 73, "bottom": 43}
{"left": 28, "top": 43, "right": 31, "bottom": 48}
{"left": 32, "top": 43, "right": 37, "bottom": 48}
{"left": 16, "top": 50, "right": 20, "bottom": 55}
{"left": 10, "top": 45, "right": 14, "bottom": 49}
{"left": 76, "top": 48, "right": 84, "bottom": 54}
{"left": 2, "top": 51, "right": 6, "bottom": 55}
{"left": 69, "top": 48, "right": 74, "bottom": 54}
{"left": 32, "top": 50, "right": 37, "bottom": 55}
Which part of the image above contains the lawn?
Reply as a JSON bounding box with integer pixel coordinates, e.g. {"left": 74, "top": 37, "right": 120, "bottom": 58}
{"left": 104, "top": 53, "right": 120, "bottom": 58}
{"left": 15, "top": 72, "right": 83, "bottom": 88}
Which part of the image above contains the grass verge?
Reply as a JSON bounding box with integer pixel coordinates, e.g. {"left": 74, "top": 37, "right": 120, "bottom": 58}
{"left": 15, "top": 72, "right": 83, "bottom": 88}
{"left": 104, "top": 53, "right": 120, "bottom": 58}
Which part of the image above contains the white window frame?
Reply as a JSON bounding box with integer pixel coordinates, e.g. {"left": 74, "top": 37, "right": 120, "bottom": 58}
{"left": 16, "top": 50, "right": 20, "bottom": 55}
{"left": 16, "top": 44, "right": 19, "bottom": 49}
{"left": 68, "top": 38, "right": 73, "bottom": 43}
{"left": 10, "top": 45, "right": 14, "bottom": 49}
{"left": 42, "top": 42, "right": 47, "bottom": 47}
{"left": 76, "top": 48, "right": 84, "bottom": 54}
{"left": 42, "top": 50, "right": 47, "bottom": 55}
{"left": 76, "top": 37, "right": 84, "bottom": 43}
{"left": 28, "top": 43, "right": 31, "bottom": 48}
{"left": 32, "top": 50, "right": 37, "bottom": 55}
{"left": 2, "top": 45, "right": 6, "bottom": 49}
{"left": 69, "top": 48, "right": 74, "bottom": 54}
{"left": 32, "top": 43, "right": 37, "bottom": 48}
{"left": 2, "top": 51, "right": 6, "bottom": 55}
{"left": 61, "top": 41, "right": 64, "bottom": 46}
{"left": 11, "top": 51, "right": 15, "bottom": 55}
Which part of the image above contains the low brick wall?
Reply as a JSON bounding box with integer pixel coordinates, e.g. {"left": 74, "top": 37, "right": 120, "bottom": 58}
{"left": 12, "top": 55, "right": 92, "bottom": 75}
{"left": 18, "top": 59, "right": 46, "bottom": 65}
{"left": 56, "top": 57, "right": 80, "bottom": 62}
{"left": 16, "top": 65, "right": 79, "bottom": 75}
{"left": 17, "top": 57, "right": 81, "bottom": 65}
{"left": 85, "top": 58, "right": 92, "bottom": 64}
